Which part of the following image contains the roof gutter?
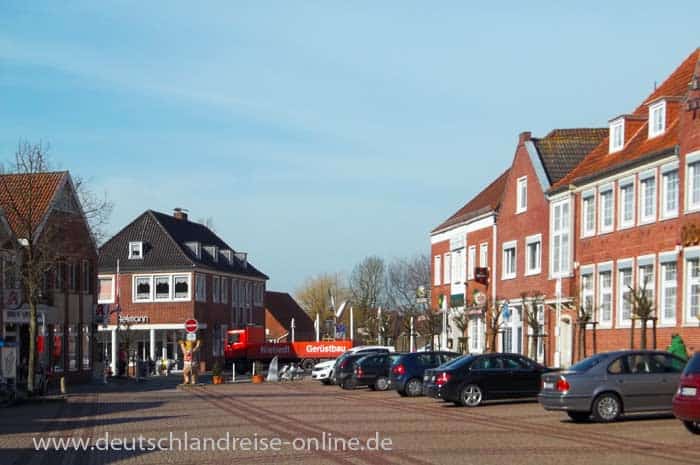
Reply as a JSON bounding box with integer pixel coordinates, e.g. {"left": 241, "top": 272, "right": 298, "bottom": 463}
{"left": 547, "top": 145, "right": 678, "bottom": 196}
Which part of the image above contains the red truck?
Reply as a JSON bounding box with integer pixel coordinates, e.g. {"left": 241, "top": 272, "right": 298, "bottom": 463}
{"left": 224, "top": 326, "right": 353, "bottom": 372}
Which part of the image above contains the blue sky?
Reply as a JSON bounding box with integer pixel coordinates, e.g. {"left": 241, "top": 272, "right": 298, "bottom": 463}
{"left": 1, "top": 1, "right": 698, "bottom": 292}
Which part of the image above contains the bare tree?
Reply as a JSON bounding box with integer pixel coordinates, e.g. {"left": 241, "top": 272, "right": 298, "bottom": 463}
{"left": 0, "top": 141, "right": 109, "bottom": 392}
{"left": 452, "top": 310, "right": 469, "bottom": 354}
{"left": 520, "top": 291, "right": 545, "bottom": 360}
{"left": 484, "top": 297, "right": 505, "bottom": 353}
{"left": 73, "top": 175, "right": 113, "bottom": 245}
{"left": 386, "top": 254, "right": 430, "bottom": 313}
{"left": 349, "top": 256, "right": 386, "bottom": 332}
{"left": 626, "top": 277, "right": 655, "bottom": 350}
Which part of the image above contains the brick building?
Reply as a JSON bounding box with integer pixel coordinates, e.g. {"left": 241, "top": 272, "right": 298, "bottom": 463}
{"left": 264, "top": 291, "right": 315, "bottom": 342}
{"left": 495, "top": 128, "right": 606, "bottom": 366}
{"left": 0, "top": 172, "right": 98, "bottom": 384}
{"left": 97, "top": 209, "right": 267, "bottom": 373}
{"left": 430, "top": 169, "right": 509, "bottom": 353}
{"left": 548, "top": 48, "right": 700, "bottom": 362}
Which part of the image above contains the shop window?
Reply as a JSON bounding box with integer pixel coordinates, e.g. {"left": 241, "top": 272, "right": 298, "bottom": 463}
{"left": 52, "top": 325, "right": 64, "bottom": 373}
{"left": 68, "top": 325, "right": 78, "bottom": 371}
{"left": 82, "top": 325, "right": 91, "bottom": 370}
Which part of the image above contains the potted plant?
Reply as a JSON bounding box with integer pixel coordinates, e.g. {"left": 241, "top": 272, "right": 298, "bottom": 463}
{"left": 251, "top": 361, "right": 265, "bottom": 383}
{"left": 211, "top": 362, "right": 224, "bottom": 385}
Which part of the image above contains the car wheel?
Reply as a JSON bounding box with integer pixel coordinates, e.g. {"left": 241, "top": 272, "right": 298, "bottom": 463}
{"left": 592, "top": 393, "right": 622, "bottom": 422}
{"left": 406, "top": 378, "right": 423, "bottom": 397}
{"left": 375, "top": 377, "right": 389, "bottom": 391}
{"left": 459, "top": 384, "right": 483, "bottom": 407}
{"left": 341, "top": 378, "right": 356, "bottom": 390}
{"left": 683, "top": 420, "right": 700, "bottom": 435}
{"left": 567, "top": 411, "right": 590, "bottom": 422}
{"left": 321, "top": 379, "right": 331, "bottom": 385}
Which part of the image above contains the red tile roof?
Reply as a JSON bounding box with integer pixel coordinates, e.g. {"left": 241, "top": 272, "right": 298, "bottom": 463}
{"left": 551, "top": 48, "right": 700, "bottom": 190}
{"left": 0, "top": 171, "right": 67, "bottom": 238}
{"left": 432, "top": 169, "right": 510, "bottom": 233}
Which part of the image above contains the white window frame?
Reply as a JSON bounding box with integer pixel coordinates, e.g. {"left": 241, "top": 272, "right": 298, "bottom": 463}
{"left": 580, "top": 270, "right": 594, "bottom": 318}
{"left": 97, "top": 274, "right": 115, "bottom": 304}
{"left": 639, "top": 172, "right": 657, "bottom": 224}
{"left": 619, "top": 180, "right": 635, "bottom": 229}
{"left": 686, "top": 155, "right": 700, "bottom": 213}
{"left": 609, "top": 118, "right": 624, "bottom": 153}
{"left": 128, "top": 241, "right": 143, "bottom": 260}
{"left": 581, "top": 192, "right": 596, "bottom": 237}
{"left": 661, "top": 168, "right": 679, "bottom": 219}
{"left": 468, "top": 245, "right": 476, "bottom": 280}
{"left": 648, "top": 100, "right": 666, "bottom": 138}
{"left": 617, "top": 262, "right": 633, "bottom": 328}
{"left": 154, "top": 274, "right": 172, "bottom": 301}
{"left": 502, "top": 241, "right": 517, "bottom": 280}
{"left": 659, "top": 256, "right": 677, "bottom": 326}
{"left": 550, "top": 198, "right": 571, "bottom": 278}
{"left": 433, "top": 255, "right": 441, "bottom": 286}
{"left": 479, "top": 243, "right": 488, "bottom": 268}
{"left": 598, "top": 265, "right": 613, "bottom": 327}
{"left": 599, "top": 186, "right": 614, "bottom": 233}
{"left": 516, "top": 176, "right": 527, "bottom": 214}
{"left": 525, "top": 234, "right": 542, "bottom": 276}
{"left": 443, "top": 253, "right": 452, "bottom": 284}
{"left": 133, "top": 275, "right": 154, "bottom": 302}
{"left": 685, "top": 254, "right": 700, "bottom": 326}
{"left": 172, "top": 274, "right": 191, "bottom": 301}
{"left": 452, "top": 248, "right": 464, "bottom": 284}
{"left": 212, "top": 276, "right": 221, "bottom": 303}
{"left": 637, "top": 258, "right": 655, "bottom": 313}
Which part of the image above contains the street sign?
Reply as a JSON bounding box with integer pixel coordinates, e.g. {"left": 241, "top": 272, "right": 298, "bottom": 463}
{"left": 185, "top": 319, "right": 198, "bottom": 333}
{"left": 186, "top": 332, "right": 197, "bottom": 342}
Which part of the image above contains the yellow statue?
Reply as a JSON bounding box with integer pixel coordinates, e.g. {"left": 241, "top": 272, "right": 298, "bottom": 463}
{"left": 178, "top": 339, "right": 201, "bottom": 385}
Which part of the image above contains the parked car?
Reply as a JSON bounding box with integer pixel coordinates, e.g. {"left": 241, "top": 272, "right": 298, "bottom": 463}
{"left": 673, "top": 352, "right": 700, "bottom": 434}
{"left": 539, "top": 350, "right": 686, "bottom": 422}
{"left": 334, "top": 350, "right": 389, "bottom": 389}
{"left": 352, "top": 352, "right": 406, "bottom": 391}
{"left": 390, "top": 351, "right": 460, "bottom": 397}
{"left": 312, "top": 345, "right": 394, "bottom": 385}
{"left": 423, "top": 353, "right": 550, "bottom": 406}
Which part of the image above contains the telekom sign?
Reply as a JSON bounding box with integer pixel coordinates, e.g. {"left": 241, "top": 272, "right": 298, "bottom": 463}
{"left": 184, "top": 319, "right": 198, "bottom": 333}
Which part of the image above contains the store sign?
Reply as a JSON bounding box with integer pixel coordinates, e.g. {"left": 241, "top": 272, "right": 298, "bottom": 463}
{"left": 474, "top": 268, "right": 489, "bottom": 285}
{"left": 682, "top": 223, "right": 700, "bottom": 247}
{"left": 3, "top": 309, "right": 44, "bottom": 325}
{"left": 118, "top": 315, "right": 150, "bottom": 324}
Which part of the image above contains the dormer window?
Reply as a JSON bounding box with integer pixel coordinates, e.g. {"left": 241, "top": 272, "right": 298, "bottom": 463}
{"left": 185, "top": 241, "right": 201, "bottom": 259}
{"left": 204, "top": 245, "right": 219, "bottom": 262}
{"left": 222, "top": 249, "right": 233, "bottom": 264}
{"left": 649, "top": 100, "right": 666, "bottom": 138}
{"left": 609, "top": 119, "right": 624, "bottom": 153}
{"left": 128, "top": 241, "right": 143, "bottom": 260}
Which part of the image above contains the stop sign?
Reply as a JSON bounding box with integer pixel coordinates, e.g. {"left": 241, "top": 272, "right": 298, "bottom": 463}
{"left": 184, "top": 319, "right": 198, "bottom": 333}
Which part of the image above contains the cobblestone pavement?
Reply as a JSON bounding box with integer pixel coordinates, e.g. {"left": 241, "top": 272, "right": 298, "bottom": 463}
{"left": 1, "top": 375, "right": 700, "bottom": 465}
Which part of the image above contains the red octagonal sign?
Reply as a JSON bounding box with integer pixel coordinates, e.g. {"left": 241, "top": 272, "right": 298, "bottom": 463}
{"left": 184, "top": 319, "right": 198, "bottom": 333}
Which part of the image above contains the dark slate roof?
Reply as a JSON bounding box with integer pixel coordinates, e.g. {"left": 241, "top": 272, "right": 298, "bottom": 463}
{"left": 99, "top": 210, "right": 268, "bottom": 279}
{"left": 265, "top": 291, "right": 315, "bottom": 334}
{"left": 532, "top": 128, "right": 609, "bottom": 185}
{"left": 431, "top": 169, "right": 510, "bottom": 233}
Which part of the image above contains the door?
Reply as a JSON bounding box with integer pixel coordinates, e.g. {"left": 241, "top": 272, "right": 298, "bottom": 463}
{"left": 559, "top": 317, "right": 573, "bottom": 368}
{"left": 648, "top": 353, "right": 684, "bottom": 409}
{"left": 504, "top": 355, "right": 540, "bottom": 397}
{"left": 614, "top": 354, "right": 663, "bottom": 411}
{"left": 470, "top": 355, "right": 508, "bottom": 397}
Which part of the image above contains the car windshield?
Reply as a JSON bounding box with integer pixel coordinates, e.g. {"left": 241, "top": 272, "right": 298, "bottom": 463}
{"left": 683, "top": 353, "right": 700, "bottom": 375}
{"left": 569, "top": 353, "right": 607, "bottom": 373}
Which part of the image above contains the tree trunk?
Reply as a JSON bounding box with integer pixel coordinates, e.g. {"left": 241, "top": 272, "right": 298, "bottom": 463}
{"left": 640, "top": 319, "right": 647, "bottom": 350}
{"left": 28, "top": 298, "right": 37, "bottom": 394}
{"left": 630, "top": 318, "right": 635, "bottom": 350}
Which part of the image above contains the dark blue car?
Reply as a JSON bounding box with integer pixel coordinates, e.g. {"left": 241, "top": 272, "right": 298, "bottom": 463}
{"left": 390, "top": 351, "right": 460, "bottom": 397}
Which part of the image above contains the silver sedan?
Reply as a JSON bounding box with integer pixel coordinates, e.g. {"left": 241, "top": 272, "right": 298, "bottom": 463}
{"left": 538, "top": 350, "right": 686, "bottom": 422}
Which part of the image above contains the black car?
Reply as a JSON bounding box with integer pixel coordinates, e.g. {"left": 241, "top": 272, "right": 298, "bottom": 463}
{"left": 390, "top": 351, "right": 460, "bottom": 397}
{"left": 334, "top": 351, "right": 386, "bottom": 389}
{"left": 423, "top": 352, "right": 552, "bottom": 407}
{"left": 352, "top": 352, "right": 405, "bottom": 391}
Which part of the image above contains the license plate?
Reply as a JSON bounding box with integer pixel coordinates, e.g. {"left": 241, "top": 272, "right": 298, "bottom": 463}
{"left": 543, "top": 382, "right": 554, "bottom": 390}
{"left": 681, "top": 386, "right": 697, "bottom": 397}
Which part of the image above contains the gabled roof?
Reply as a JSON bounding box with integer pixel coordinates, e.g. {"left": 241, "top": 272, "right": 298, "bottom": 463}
{"left": 265, "top": 291, "right": 314, "bottom": 333}
{"left": 0, "top": 171, "right": 67, "bottom": 238}
{"left": 99, "top": 209, "right": 268, "bottom": 279}
{"left": 551, "top": 48, "right": 700, "bottom": 191}
{"left": 532, "top": 128, "right": 609, "bottom": 185}
{"left": 431, "top": 169, "right": 509, "bottom": 234}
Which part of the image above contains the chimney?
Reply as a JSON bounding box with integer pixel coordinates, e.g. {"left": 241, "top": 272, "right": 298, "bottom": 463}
{"left": 519, "top": 131, "right": 532, "bottom": 143}
{"left": 173, "top": 208, "right": 188, "bottom": 221}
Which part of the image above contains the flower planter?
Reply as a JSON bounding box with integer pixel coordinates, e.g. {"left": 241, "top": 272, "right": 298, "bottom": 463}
{"left": 251, "top": 374, "right": 265, "bottom": 384}
{"left": 212, "top": 375, "right": 224, "bottom": 385}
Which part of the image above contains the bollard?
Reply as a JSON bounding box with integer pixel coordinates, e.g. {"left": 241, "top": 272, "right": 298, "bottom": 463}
{"left": 60, "top": 376, "right": 67, "bottom": 395}
{"left": 231, "top": 364, "right": 236, "bottom": 383}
